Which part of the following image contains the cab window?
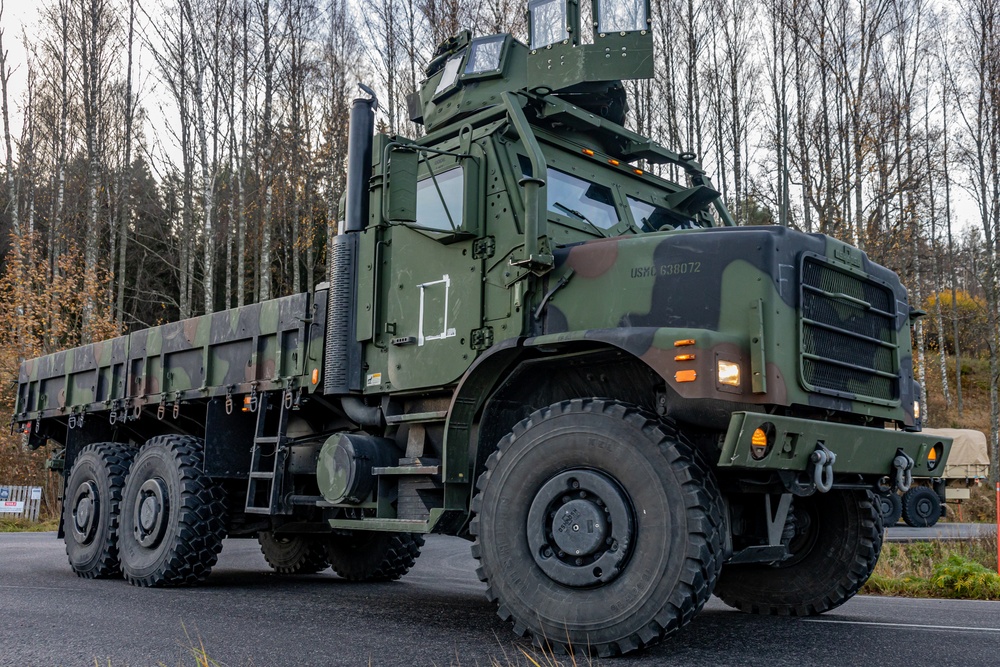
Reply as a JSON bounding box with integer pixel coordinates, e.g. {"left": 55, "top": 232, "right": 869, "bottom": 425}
{"left": 416, "top": 167, "right": 464, "bottom": 231}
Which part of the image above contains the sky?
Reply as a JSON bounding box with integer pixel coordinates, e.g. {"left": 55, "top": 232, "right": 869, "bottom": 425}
{"left": 1, "top": 0, "right": 39, "bottom": 143}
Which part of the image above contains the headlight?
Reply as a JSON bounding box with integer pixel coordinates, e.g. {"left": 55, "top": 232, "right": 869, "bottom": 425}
{"left": 913, "top": 400, "right": 921, "bottom": 421}
{"left": 717, "top": 360, "right": 740, "bottom": 387}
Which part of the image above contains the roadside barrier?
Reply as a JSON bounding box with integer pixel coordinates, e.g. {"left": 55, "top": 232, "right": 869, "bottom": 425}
{"left": 0, "top": 485, "right": 43, "bottom": 521}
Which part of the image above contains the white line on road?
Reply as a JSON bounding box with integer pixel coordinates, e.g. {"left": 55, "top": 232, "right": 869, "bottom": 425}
{"left": 803, "top": 619, "right": 1000, "bottom": 633}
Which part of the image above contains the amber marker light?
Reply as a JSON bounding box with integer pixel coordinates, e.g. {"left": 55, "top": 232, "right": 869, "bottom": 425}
{"left": 634, "top": 168, "right": 644, "bottom": 175}
{"left": 750, "top": 426, "right": 772, "bottom": 460}
{"left": 675, "top": 369, "right": 697, "bottom": 383}
{"left": 674, "top": 353, "right": 696, "bottom": 362}
{"left": 311, "top": 368, "right": 320, "bottom": 385}
{"left": 608, "top": 159, "right": 620, "bottom": 166}
{"left": 717, "top": 360, "right": 741, "bottom": 387}
{"left": 927, "top": 442, "right": 942, "bottom": 471}
{"left": 242, "top": 396, "right": 252, "bottom": 412}
{"left": 582, "top": 148, "right": 595, "bottom": 156}
{"left": 674, "top": 339, "right": 696, "bottom": 347}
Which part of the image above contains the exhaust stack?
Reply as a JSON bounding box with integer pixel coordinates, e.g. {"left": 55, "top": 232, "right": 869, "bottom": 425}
{"left": 324, "top": 85, "right": 378, "bottom": 395}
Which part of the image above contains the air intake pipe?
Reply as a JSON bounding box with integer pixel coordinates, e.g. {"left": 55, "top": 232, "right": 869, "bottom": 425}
{"left": 324, "top": 85, "right": 378, "bottom": 395}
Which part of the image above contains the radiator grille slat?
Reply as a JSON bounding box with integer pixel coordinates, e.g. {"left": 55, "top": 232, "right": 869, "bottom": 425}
{"left": 800, "top": 256, "right": 899, "bottom": 403}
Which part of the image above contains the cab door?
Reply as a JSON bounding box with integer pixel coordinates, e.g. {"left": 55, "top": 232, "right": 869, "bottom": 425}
{"left": 378, "top": 155, "right": 483, "bottom": 392}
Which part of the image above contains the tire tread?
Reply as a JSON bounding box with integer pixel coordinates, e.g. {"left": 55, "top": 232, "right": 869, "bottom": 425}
{"left": 470, "top": 398, "right": 725, "bottom": 656}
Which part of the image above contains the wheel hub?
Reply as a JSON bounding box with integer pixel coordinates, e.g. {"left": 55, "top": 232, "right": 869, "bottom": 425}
{"left": 550, "top": 498, "right": 608, "bottom": 556}
{"left": 915, "top": 497, "right": 934, "bottom": 518}
{"left": 71, "top": 481, "right": 99, "bottom": 545}
{"left": 527, "top": 469, "right": 634, "bottom": 588}
{"left": 133, "top": 478, "right": 169, "bottom": 548}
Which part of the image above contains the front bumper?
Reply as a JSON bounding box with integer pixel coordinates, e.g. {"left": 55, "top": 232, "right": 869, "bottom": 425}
{"left": 719, "top": 412, "right": 950, "bottom": 477}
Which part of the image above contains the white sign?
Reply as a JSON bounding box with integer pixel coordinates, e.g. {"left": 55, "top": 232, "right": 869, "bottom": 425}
{"left": 0, "top": 501, "right": 25, "bottom": 513}
{"left": 30, "top": 487, "right": 41, "bottom": 500}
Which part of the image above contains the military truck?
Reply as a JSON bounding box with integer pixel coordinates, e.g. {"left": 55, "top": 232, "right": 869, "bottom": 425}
{"left": 12, "top": 0, "right": 950, "bottom": 656}
{"left": 878, "top": 427, "right": 988, "bottom": 527}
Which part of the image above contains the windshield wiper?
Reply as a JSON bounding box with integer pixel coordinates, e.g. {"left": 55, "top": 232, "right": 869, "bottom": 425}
{"left": 553, "top": 202, "right": 605, "bottom": 236}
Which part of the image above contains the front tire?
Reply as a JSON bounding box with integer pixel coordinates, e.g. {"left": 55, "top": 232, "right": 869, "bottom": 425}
{"left": 470, "top": 399, "right": 725, "bottom": 657}
{"left": 118, "top": 435, "right": 228, "bottom": 587}
{"left": 714, "top": 490, "right": 882, "bottom": 616}
{"left": 63, "top": 443, "right": 134, "bottom": 578}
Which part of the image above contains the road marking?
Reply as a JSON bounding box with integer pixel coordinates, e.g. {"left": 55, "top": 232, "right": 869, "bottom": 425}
{"left": 804, "top": 619, "right": 1000, "bottom": 633}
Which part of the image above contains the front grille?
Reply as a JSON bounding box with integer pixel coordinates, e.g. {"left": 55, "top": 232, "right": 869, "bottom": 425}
{"left": 800, "top": 255, "right": 899, "bottom": 403}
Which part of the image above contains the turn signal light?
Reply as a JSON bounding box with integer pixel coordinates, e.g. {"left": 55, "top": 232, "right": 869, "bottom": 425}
{"left": 674, "top": 353, "right": 696, "bottom": 362}
{"left": 608, "top": 159, "right": 620, "bottom": 166}
{"left": 750, "top": 426, "right": 772, "bottom": 460}
{"left": 674, "top": 339, "right": 696, "bottom": 347}
{"left": 582, "top": 148, "right": 595, "bottom": 156}
{"left": 311, "top": 368, "right": 320, "bottom": 385}
{"left": 242, "top": 396, "right": 252, "bottom": 412}
{"left": 927, "top": 442, "right": 942, "bottom": 471}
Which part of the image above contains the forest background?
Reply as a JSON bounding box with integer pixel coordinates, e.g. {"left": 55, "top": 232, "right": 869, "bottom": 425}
{"left": 0, "top": 0, "right": 998, "bottom": 496}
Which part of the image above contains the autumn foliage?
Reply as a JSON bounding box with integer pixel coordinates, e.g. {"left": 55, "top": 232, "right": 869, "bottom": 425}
{"left": 0, "top": 233, "right": 118, "bottom": 514}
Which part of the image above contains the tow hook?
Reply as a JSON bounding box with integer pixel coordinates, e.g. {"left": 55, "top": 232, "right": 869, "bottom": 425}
{"left": 810, "top": 443, "right": 836, "bottom": 493}
{"left": 892, "top": 449, "right": 914, "bottom": 492}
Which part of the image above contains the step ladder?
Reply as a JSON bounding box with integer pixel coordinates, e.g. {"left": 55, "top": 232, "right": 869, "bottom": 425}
{"left": 245, "top": 392, "right": 291, "bottom": 515}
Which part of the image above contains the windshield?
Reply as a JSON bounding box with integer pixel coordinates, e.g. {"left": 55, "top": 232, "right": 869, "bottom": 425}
{"left": 519, "top": 156, "right": 621, "bottom": 232}
{"left": 627, "top": 196, "right": 701, "bottom": 232}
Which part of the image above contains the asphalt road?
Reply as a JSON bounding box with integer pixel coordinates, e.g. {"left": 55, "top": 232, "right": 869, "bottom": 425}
{"left": 887, "top": 522, "right": 997, "bottom": 542}
{"left": 2, "top": 532, "right": 1000, "bottom": 666}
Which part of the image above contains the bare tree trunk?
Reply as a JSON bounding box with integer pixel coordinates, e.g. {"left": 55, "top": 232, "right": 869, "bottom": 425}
{"left": 943, "top": 72, "right": 962, "bottom": 417}
{"left": 237, "top": 0, "right": 248, "bottom": 307}
{"left": 258, "top": 0, "right": 275, "bottom": 302}
{"left": 52, "top": 0, "right": 71, "bottom": 284}
{"left": 180, "top": 0, "right": 216, "bottom": 314}
{"left": 80, "top": 0, "right": 105, "bottom": 338}
{"left": 116, "top": 0, "right": 136, "bottom": 329}
{"left": 0, "top": 0, "right": 20, "bottom": 252}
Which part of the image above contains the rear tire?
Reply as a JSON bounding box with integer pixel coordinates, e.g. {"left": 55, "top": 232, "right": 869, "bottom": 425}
{"left": 902, "top": 486, "right": 941, "bottom": 527}
{"left": 63, "top": 443, "right": 134, "bottom": 578}
{"left": 471, "top": 399, "right": 725, "bottom": 657}
{"left": 325, "top": 532, "right": 424, "bottom": 581}
{"left": 258, "top": 532, "right": 330, "bottom": 574}
{"left": 714, "top": 490, "right": 882, "bottom": 616}
{"left": 118, "top": 435, "right": 228, "bottom": 586}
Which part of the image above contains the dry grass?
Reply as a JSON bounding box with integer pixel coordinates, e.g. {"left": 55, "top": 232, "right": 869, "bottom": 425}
{"left": 863, "top": 535, "right": 1000, "bottom": 600}
{"left": 0, "top": 516, "right": 59, "bottom": 532}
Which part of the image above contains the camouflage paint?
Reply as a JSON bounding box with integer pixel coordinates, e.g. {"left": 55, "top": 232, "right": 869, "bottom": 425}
{"left": 14, "top": 290, "right": 327, "bottom": 425}
{"left": 538, "top": 225, "right": 919, "bottom": 427}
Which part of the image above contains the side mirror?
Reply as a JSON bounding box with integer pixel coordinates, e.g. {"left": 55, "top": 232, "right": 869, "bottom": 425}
{"left": 386, "top": 147, "right": 418, "bottom": 222}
